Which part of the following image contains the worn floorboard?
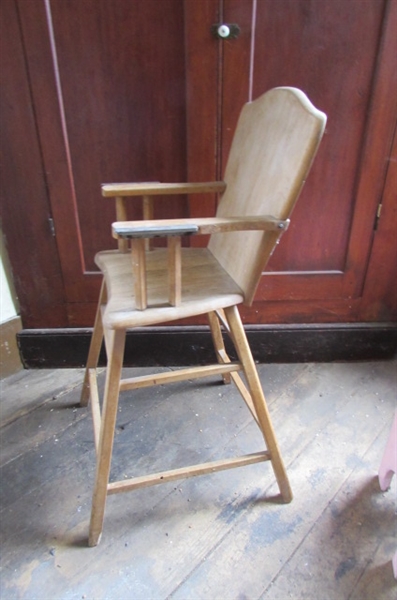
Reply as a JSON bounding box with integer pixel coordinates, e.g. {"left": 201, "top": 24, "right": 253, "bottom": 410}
{"left": 0, "top": 360, "right": 396, "bottom": 600}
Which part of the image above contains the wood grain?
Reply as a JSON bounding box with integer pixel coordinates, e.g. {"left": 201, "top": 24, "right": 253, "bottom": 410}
{"left": 209, "top": 87, "right": 326, "bottom": 305}
{"left": 1, "top": 360, "right": 395, "bottom": 597}
{"left": 95, "top": 248, "right": 243, "bottom": 328}
{"left": 112, "top": 216, "right": 288, "bottom": 239}
{"left": 102, "top": 181, "right": 226, "bottom": 197}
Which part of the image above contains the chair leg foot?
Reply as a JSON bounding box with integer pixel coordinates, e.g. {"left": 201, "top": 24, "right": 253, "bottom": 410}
{"left": 88, "top": 531, "right": 102, "bottom": 548}
{"left": 88, "top": 483, "right": 108, "bottom": 547}
{"left": 279, "top": 481, "right": 293, "bottom": 503}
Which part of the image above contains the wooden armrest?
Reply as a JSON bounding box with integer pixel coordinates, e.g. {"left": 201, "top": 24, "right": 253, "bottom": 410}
{"left": 106, "top": 181, "right": 226, "bottom": 253}
{"left": 114, "top": 223, "right": 199, "bottom": 238}
{"left": 119, "top": 215, "right": 289, "bottom": 312}
{"left": 112, "top": 216, "right": 289, "bottom": 239}
{"left": 102, "top": 181, "right": 226, "bottom": 197}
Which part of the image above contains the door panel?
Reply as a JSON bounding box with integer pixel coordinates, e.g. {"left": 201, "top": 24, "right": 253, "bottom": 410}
{"left": 51, "top": 0, "right": 188, "bottom": 270}
{"left": 185, "top": 0, "right": 221, "bottom": 237}
{"left": 1, "top": 0, "right": 396, "bottom": 328}
{"left": 219, "top": 0, "right": 396, "bottom": 321}
{"left": 0, "top": 0, "right": 67, "bottom": 327}
{"left": 18, "top": 0, "right": 188, "bottom": 315}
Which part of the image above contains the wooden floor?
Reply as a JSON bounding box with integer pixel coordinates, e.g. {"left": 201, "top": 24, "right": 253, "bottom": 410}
{"left": 0, "top": 359, "right": 396, "bottom": 599}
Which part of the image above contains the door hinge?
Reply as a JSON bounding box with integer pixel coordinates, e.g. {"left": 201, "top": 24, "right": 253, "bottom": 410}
{"left": 374, "top": 203, "right": 382, "bottom": 231}
{"left": 48, "top": 217, "right": 56, "bottom": 237}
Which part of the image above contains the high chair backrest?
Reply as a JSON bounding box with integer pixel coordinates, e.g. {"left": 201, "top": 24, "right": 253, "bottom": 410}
{"left": 208, "top": 87, "right": 327, "bottom": 305}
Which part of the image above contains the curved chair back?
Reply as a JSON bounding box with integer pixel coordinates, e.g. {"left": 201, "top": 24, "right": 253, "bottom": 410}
{"left": 209, "top": 87, "right": 327, "bottom": 305}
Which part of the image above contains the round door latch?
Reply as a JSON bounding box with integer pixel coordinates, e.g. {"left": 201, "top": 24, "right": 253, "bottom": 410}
{"left": 211, "top": 23, "right": 241, "bottom": 40}
{"left": 218, "top": 24, "right": 230, "bottom": 38}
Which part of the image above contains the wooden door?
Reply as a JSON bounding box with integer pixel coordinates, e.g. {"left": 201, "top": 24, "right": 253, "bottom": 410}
{"left": 188, "top": 0, "right": 397, "bottom": 325}
{"left": 1, "top": 0, "right": 191, "bottom": 327}
{"left": 1, "top": 0, "right": 396, "bottom": 331}
{"left": 33, "top": 0, "right": 191, "bottom": 326}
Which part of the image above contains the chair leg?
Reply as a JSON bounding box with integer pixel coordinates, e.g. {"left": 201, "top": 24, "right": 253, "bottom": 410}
{"left": 208, "top": 311, "right": 231, "bottom": 384}
{"left": 224, "top": 305, "right": 292, "bottom": 503}
{"left": 80, "top": 280, "right": 106, "bottom": 407}
{"left": 88, "top": 328, "right": 126, "bottom": 547}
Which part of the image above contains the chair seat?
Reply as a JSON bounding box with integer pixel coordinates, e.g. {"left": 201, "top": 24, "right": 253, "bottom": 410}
{"left": 95, "top": 248, "right": 244, "bottom": 329}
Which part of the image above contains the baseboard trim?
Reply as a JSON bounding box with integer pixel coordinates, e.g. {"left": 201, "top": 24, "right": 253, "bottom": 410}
{"left": 1, "top": 316, "right": 23, "bottom": 377}
{"left": 17, "top": 323, "right": 397, "bottom": 368}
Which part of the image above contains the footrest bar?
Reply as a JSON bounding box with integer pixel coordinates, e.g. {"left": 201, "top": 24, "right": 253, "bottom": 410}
{"left": 119, "top": 362, "right": 241, "bottom": 391}
{"left": 107, "top": 451, "right": 270, "bottom": 495}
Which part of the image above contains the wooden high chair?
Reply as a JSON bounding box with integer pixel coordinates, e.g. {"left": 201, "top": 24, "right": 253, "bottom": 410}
{"left": 81, "top": 87, "right": 327, "bottom": 546}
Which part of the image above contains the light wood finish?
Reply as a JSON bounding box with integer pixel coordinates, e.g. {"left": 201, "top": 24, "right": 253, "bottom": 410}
{"left": 209, "top": 87, "right": 326, "bottom": 305}
{"left": 207, "top": 310, "right": 231, "bottom": 385}
{"left": 119, "top": 363, "right": 241, "bottom": 392}
{"left": 82, "top": 88, "right": 325, "bottom": 545}
{"left": 115, "top": 196, "right": 127, "bottom": 221}
{"left": 131, "top": 238, "right": 147, "bottom": 310}
{"left": 80, "top": 279, "right": 106, "bottom": 407}
{"left": 112, "top": 215, "right": 288, "bottom": 312}
{"left": 88, "top": 368, "right": 101, "bottom": 453}
{"left": 167, "top": 236, "right": 182, "bottom": 306}
{"left": 217, "top": 348, "right": 260, "bottom": 425}
{"left": 102, "top": 181, "right": 226, "bottom": 197}
{"left": 114, "top": 193, "right": 156, "bottom": 253}
{"left": 225, "top": 305, "right": 292, "bottom": 502}
{"left": 107, "top": 452, "right": 270, "bottom": 495}
{"left": 142, "top": 195, "right": 154, "bottom": 220}
{"left": 112, "top": 216, "right": 289, "bottom": 239}
{"left": 101, "top": 306, "right": 114, "bottom": 360}
{"left": 115, "top": 197, "right": 129, "bottom": 253}
{"left": 95, "top": 249, "right": 243, "bottom": 329}
{"left": 88, "top": 329, "right": 126, "bottom": 547}
{"left": 142, "top": 195, "right": 154, "bottom": 251}
{"left": 207, "top": 313, "right": 261, "bottom": 422}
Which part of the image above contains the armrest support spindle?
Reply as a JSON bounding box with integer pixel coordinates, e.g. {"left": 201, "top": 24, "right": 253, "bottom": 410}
{"left": 168, "top": 237, "right": 182, "bottom": 306}
{"left": 131, "top": 238, "right": 147, "bottom": 310}
{"left": 115, "top": 197, "right": 129, "bottom": 253}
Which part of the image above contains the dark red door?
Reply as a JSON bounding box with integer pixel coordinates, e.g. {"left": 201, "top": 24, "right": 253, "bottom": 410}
{"left": 188, "top": 0, "right": 397, "bottom": 324}
{"left": 17, "top": 0, "right": 190, "bottom": 325}
{"left": 1, "top": 0, "right": 396, "bottom": 328}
